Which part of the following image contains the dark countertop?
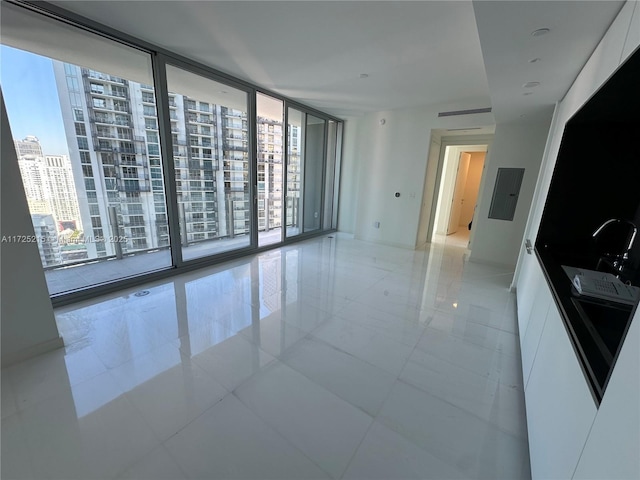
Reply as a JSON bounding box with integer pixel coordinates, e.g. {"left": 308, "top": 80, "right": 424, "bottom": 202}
{"left": 535, "top": 245, "right": 636, "bottom": 405}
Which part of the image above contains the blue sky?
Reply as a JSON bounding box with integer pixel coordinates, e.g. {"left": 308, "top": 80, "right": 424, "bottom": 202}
{"left": 1, "top": 45, "right": 70, "bottom": 156}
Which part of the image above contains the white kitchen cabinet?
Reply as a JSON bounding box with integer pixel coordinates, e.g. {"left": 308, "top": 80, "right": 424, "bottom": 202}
{"left": 525, "top": 305, "right": 598, "bottom": 480}
{"left": 519, "top": 259, "right": 552, "bottom": 388}
{"left": 572, "top": 312, "right": 640, "bottom": 479}
{"left": 516, "top": 253, "right": 540, "bottom": 335}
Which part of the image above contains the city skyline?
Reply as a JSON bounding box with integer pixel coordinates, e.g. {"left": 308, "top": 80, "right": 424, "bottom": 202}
{"left": 5, "top": 43, "right": 295, "bottom": 275}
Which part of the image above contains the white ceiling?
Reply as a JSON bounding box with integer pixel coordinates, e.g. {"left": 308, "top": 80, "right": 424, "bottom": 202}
{"left": 473, "top": 1, "right": 624, "bottom": 124}
{"left": 48, "top": 0, "right": 624, "bottom": 123}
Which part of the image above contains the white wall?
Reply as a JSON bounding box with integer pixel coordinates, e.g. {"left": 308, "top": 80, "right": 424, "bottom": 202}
{"left": 415, "top": 137, "right": 442, "bottom": 248}
{"left": 469, "top": 119, "right": 551, "bottom": 268}
{"left": 435, "top": 146, "right": 473, "bottom": 236}
{"left": 460, "top": 152, "right": 485, "bottom": 227}
{"left": 1, "top": 93, "right": 63, "bottom": 367}
{"left": 434, "top": 146, "right": 457, "bottom": 236}
{"left": 339, "top": 103, "right": 495, "bottom": 248}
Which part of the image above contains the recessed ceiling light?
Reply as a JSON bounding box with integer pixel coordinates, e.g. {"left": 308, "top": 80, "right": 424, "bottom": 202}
{"left": 523, "top": 81, "right": 540, "bottom": 88}
{"left": 531, "top": 28, "right": 551, "bottom": 37}
{"left": 529, "top": 57, "right": 542, "bottom": 63}
{"left": 523, "top": 92, "right": 534, "bottom": 96}
{"left": 359, "top": 73, "right": 369, "bottom": 79}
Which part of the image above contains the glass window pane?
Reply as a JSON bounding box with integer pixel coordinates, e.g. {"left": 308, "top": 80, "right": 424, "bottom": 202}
{"left": 303, "top": 115, "right": 325, "bottom": 233}
{"left": 1, "top": 4, "right": 171, "bottom": 295}
{"left": 286, "top": 108, "right": 303, "bottom": 238}
{"left": 323, "top": 120, "right": 338, "bottom": 230}
{"left": 257, "top": 93, "right": 283, "bottom": 247}
{"left": 332, "top": 122, "right": 343, "bottom": 229}
{"left": 165, "top": 64, "right": 250, "bottom": 260}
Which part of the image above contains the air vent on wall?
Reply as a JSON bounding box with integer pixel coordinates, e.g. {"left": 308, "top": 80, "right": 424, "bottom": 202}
{"left": 438, "top": 107, "right": 492, "bottom": 117}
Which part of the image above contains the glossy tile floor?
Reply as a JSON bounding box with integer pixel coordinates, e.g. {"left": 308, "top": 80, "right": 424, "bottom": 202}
{"left": 1, "top": 233, "right": 531, "bottom": 479}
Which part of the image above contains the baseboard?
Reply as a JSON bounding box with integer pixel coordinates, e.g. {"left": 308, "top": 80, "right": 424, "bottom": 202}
{"left": 354, "top": 235, "right": 415, "bottom": 250}
{"left": 1, "top": 336, "right": 64, "bottom": 368}
{"left": 334, "top": 232, "right": 355, "bottom": 239}
{"left": 467, "top": 256, "right": 516, "bottom": 270}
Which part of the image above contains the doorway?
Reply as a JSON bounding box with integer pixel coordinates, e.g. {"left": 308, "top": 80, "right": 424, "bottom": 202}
{"left": 432, "top": 144, "right": 487, "bottom": 247}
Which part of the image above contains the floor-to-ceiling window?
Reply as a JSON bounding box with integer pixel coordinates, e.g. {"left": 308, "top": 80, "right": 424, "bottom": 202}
{"left": 1, "top": 1, "right": 343, "bottom": 302}
{"left": 256, "top": 93, "right": 284, "bottom": 247}
{"left": 303, "top": 115, "right": 326, "bottom": 234}
{"left": 286, "top": 108, "right": 304, "bottom": 239}
{"left": 164, "top": 64, "right": 252, "bottom": 260}
{"left": 324, "top": 120, "right": 339, "bottom": 230}
{"left": 1, "top": 2, "right": 172, "bottom": 295}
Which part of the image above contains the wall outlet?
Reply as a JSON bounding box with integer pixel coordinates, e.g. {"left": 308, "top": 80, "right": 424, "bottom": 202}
{"left": 374, "top": 221, "right": 380, "bottom": 228}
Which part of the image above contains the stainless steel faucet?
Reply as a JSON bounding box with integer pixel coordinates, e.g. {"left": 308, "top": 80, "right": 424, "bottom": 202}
{"left": 592, "top": 218, "right": 638, "bottom": 273}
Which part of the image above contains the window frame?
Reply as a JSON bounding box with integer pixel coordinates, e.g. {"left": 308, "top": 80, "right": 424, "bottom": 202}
{"left": 4, "top": 0, "right": 343, "bottom": 307}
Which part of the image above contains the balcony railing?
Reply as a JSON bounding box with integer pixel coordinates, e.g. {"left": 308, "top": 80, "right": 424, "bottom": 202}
{"left": 91, "top": 118, "right": 133, "bottom": 128}
{"left": 94, "top": 132, "right": 134, "bottom": 141}
{"left": 106, "top": 90, "right": 128, "bottom": 99}
{"left": 223, "top": 145, "right": 248, "bottom": 152}
{"left": 116, "top": 147, "right": 146, "bottom": 155}
{"left": 117, "top": 183, "right": 151, "bottom": 192}
{"left": 84, "top": 71, "right": 127, "bottom": 84}
{"left": 96, "top": 145, "right": 146, "bottom": 155}
{"left": 121, "top": 173, "right": 150, "bottom": 181}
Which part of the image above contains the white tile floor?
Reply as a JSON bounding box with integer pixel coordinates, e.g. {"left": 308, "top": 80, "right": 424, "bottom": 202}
{"left": 1, "top": 233, "right": 531, "bottom": 479}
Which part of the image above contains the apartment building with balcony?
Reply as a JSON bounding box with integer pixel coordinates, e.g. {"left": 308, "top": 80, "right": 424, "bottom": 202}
{"left": 53, "top": 64, "right": 297, "bottom": 257}
{"left": 53, "top": 63, "right": 155, "bottom": 258}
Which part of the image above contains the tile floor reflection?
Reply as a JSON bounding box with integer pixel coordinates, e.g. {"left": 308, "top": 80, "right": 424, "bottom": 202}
{"left": 1, "top": 233, "right": 531, "bottom": 479}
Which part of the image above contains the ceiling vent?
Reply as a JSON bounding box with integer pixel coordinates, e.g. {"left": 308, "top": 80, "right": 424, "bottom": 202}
{"left": 438, "top": 107, "right": 492, "bottom": 117}
{"left": 446, "top": 127, "right": 483, "bottom": 132}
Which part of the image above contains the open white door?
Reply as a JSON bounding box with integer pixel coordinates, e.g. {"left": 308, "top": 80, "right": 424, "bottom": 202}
{"left": 447, "top": 152, "right": 471, "bottom": 234}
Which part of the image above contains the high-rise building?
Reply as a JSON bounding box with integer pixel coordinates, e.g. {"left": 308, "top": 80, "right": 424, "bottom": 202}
{"left": 15, "top": 137, "right": 83, "bottom": 233}
{"left": 16, "top": 136, "right": 48, "bottom": 212}
{"left": 17, "top": 154, "right": 50, "bottom": 214}
{"left": 257, "top": 116, "right": 283, "bottom": 232}
{"left": 30, "top": 213, "right": 62, "bottom": 267}
{"left": 53, "top": 63, "right": 162, "bottom": 259}
{"left": 52, "top": 60, "right": 295, "bottom": 259}
{"left": 14, "top": 135, "right": 44, "bottom": 157}
{"left": 44, "top": 155, "right": 82, "bottom": 231}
